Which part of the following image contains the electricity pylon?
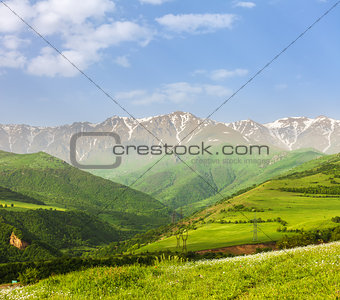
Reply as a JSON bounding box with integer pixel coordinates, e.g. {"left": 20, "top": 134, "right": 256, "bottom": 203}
{"left": 176, "top": 233, "right": 181, "bottom": 249}
{"left": 172, "top": 211, "right": 176, "bottom": 224}
{"left": 182, "top": 229, "right": 188, "bottom": 252}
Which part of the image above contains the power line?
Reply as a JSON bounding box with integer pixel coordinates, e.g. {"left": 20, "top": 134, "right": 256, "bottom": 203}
{"left": 2, "top": 0, "right": 339, "bottom": 258}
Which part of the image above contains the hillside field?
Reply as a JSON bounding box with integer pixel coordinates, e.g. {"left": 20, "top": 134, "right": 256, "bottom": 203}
{"left": 136, "top": 154, "right": 340, "bottom": 253}
{"left": 0, "top": 200, "right": 64, "bottom": 212}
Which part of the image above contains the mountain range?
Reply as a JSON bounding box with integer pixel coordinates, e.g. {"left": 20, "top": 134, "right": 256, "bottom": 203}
{"left": 0, "top": 112, "right": 339, "bottom": 165}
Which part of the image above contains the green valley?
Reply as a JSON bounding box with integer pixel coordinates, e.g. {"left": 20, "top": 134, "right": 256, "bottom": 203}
{"left": 92, "top": 148, "right": 323, "bottom": 215}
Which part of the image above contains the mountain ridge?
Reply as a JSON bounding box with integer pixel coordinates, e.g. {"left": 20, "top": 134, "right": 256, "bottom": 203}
{"left": 1, "top": 112, "right": 339, "bottom": 163}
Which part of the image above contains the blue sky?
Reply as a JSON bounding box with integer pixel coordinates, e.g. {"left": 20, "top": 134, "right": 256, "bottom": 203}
{"left": 0, "top": 0, "right": 339, "bottom": 126}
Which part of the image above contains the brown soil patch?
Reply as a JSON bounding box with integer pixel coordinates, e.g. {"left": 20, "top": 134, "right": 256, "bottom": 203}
{"left": 0, "top": 283, "right": 21, "bottom": 289}
{"left": 196, "top": 242, "right": 277, "bottom": 255}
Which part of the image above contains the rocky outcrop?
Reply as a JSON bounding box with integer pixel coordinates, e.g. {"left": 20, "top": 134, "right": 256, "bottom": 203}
{"left": 9, "top": 232, "right": 29, "bottom": 250}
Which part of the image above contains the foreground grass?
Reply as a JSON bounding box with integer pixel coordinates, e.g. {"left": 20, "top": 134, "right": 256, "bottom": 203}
{"left": 2, "top": 242, "right": 339, "bottom": 299}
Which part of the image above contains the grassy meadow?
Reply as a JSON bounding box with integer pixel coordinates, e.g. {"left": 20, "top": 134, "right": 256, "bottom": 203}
{"left": 1, "top": 242, "right": 339, "bottom": 299}
{"left": 138, "top": 189, "right": 339, "bottom": 253}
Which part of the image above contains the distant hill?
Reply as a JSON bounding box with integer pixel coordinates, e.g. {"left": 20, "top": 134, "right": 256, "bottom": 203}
{"left": 0, "top": 151, "right": 171, "bottom": 232}
{"left": 102, "top": 148, "right": 323, "bottom": 215}
{"left": 135, "top": 153, "right": 340, "bottom": 253}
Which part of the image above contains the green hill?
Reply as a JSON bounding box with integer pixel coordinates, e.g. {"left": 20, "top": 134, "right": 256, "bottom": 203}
{"left": 93, "top": 148, "right": 323, "bottom": 215}
{"left": 3, "top": 242, "right": 339, "bottom": 299}
{"left": 136, "top": 153, "right": 340, "bottom": 252}
{"left": 0, "top": 151, "right": 171, "bottom": 232}
{"left": 0, "top": 208, "right": 123, "bottom": 263}
{"left": 0, "top": 217, "right": 58, "bottom": 263}
{"left": 183, "top": 149, "right": 325, "bottom": 214}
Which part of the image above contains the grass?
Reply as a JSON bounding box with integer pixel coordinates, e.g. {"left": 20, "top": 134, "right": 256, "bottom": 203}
{"left": 137, "top": 223, "right": 286, "bottom": 252}
{"left": 0, "top": 200, "right": 64, "bottom": 211}
{"left": 2, "top": 242, "right": 339, "bottom": 299}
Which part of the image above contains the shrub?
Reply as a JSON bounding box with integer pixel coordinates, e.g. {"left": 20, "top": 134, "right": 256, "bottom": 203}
{"left": 18, "top": 267, "right": 41, "bottom": 285}
{"left": 331, "top": 216, "right": 340, "bottom": 223}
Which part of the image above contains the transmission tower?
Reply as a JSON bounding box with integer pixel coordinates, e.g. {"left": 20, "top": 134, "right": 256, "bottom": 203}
{"left": 172, "top": 211, "right": 176, "bottom": 224}
{"left": 253, "top": 212, "right": 258, "bottom": 242}
{"left": 182, "top": 230, "right": 188, "bottom": 252}
{"left": 176, "top": 233, "right": 181, "bottom": 249}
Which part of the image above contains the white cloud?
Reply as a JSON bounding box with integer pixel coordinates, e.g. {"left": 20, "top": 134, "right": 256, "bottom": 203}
{"left": 32, "top": 0, "right": 115, "bottom": 35}
{"left": 90, "top": 21, "right": 152, "bottom": 47}
{"left": 234, "top": 2, "right": 256, "bottom": 8}
{"left": 0, "top": 0, "right": 153, "bottom": 77}
{"left": 162, "top": 82, "right": 202, "bottom": 103}
{"left": 156, "top": 13, "right": 238, "bottom": 34}
{"left": 193, "top": 68, "right": 249, "bottom": 81}
{"left": 29, "top": 21, "right": 152, "bottom": 76}
{"left": 63, "top": 21, "right": 152, "bottom": 55}
{"left": 274, "top": 83, "right": 288, "bottom": 90}
{"left": 192, "top": 69, "right": 206, "bottom": 76}
{"left": 116, "top": 90, "right": 147, "bottom": 99}
{"left": 0, "top": 0, "right": 35, "bottom": 33}
{"left": 210, "top": 68, "right": 248, "bottom": 81}
{"left": 114, "top": 56, "right": 130, "bottom": 68}
{"left": 0, "top": 0, "right": 115, "bottom": 35}
{"left": 117, "top": 82, "right": 232, "bottom": 105}
{"left": 139, "top": 0, "right": 170, "bottom": 4}
{"left": 0, "top": 49, "right": 26, "bottom": 68}
{"left": 27, "top": 47, "right": 89, "bottom": 77}
{"left": 204, "top": 84, "right": 232, "bottom": 97}
{"left": 0, "top": 34, "right": 29, "bottom": 69}
{"left": 1, "top": 35, "right": 30, "bottom": 49}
